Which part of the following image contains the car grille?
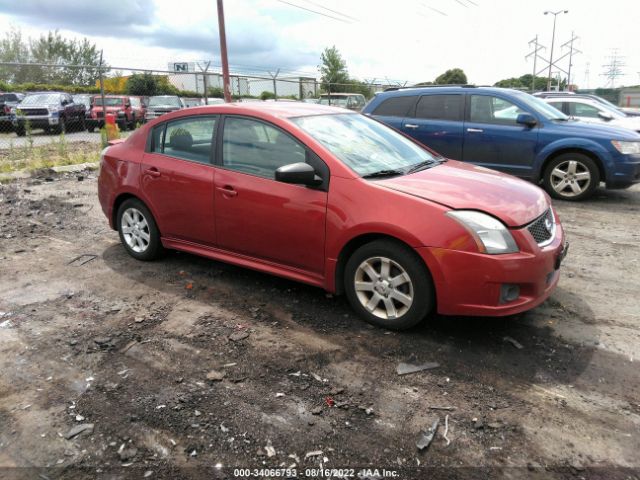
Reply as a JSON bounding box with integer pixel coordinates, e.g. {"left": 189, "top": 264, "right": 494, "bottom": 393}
{"left": 21, "top": 108, "right": 49, "bottom": 116}
{"left": 527, "top": 208, "right": 555, "bottom": 246}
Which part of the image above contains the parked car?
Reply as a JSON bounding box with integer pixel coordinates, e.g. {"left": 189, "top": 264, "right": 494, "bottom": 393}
{"left": 318, "top": 93, "right": 366, "bottom": 111}
{"left": 542, "top": 96, "right": 640, "bottom": 133}
{"left": 182, "top": 97, "right": 204, "bottom": 108}
{"left": 534, "top": 91, "right": 640, "bottom": 117}
{"left": 145, "top": 95, "right": 185, "bottom": 121}
{"left": 98, "top": 102, "right": 567, "bottom": 330}
{"left": 0, "top": 92, "right": 25, "bottom": 133}
{"left": 88, "top": 95, "right": 137, "bottom": 132}
{"left": 303, "top": 98, "right": 319, "bottom": 104}
{"left": 12, "top": 92, "right": 85, "bottom": 135}
{"left": 72, "top": 94, "right": 94, "bottom": 124}
{"left": 129, "top": 96, "right": 147, "bottom": 125}
{"left": 362, "top": 86, "right": 640, "bottom": 201}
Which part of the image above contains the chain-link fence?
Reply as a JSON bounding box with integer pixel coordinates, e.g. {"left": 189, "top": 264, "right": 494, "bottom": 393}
{"left": 0, "top": 62, "right": 405, "bottom": 165}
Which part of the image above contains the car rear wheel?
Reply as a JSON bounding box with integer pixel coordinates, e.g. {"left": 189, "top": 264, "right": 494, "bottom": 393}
{"left": 117, "top": 198, "right": 164, "bottom": 261}
{"left": 543, "top": 153, "right": 599, "bottom": 201}
{"left": 344, "top": 240, "right": 434, "bottom": 330}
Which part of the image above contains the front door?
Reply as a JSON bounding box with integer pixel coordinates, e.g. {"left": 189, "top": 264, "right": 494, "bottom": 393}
{"left": 462, "top": 94, "right": 539, "bottom": 178}
{"left": 214, "top": 116, "right": 327, "bottom": 274}
{"left": 141, "top": 115, "right": 217, "bottom": 246}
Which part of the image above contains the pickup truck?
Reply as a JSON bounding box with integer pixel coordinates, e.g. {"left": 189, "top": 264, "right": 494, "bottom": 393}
{"left": 145, "top": 95, "right": 185, "bottom": 121}
{"left": 0, "top": 92, "right": 25, "bottom": 133}
{"left": 12, "top": 92, "right": 86, "bottom": 135}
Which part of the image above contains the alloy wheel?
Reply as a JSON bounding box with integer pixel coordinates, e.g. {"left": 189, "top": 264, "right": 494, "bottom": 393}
{"left": 354, "top": 256, "right": 414, "bottom": 320}
{"left": 121, "top": 207, "right": 151, "bottom": 253}
{"left": 549, "top": 159, "right": 591, "bottom": 197}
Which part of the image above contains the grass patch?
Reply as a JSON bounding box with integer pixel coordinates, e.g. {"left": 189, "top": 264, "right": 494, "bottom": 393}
{"left": 0, "top": 138, "right": 101, "bottom": 174}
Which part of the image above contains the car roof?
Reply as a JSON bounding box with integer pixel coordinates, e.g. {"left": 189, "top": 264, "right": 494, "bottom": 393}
{"left": 156, "top": 101, "right": 350, "bottom": 120}
{"left": 374, "top": 86, "right": 522, "bottom": 98}
{"left": 319, "top": 93, "right": 363, "bottom": 97}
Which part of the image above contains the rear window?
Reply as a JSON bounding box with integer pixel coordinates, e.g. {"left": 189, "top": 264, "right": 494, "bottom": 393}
{"left": 371, "top": 96, "right": 417, "bottom": 117}
{"left": 415, "top": 94, "right": 463, "bottom": 121}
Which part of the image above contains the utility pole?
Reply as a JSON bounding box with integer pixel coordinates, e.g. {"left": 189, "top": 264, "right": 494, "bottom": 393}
{"left": 525, "top": 35, "right": 546, "bottom": 92}
{"left": 216, "top": 0, "right": 232, "bottom": 103}
{"left": 268, "top": 69, "right": 280, "bottom": 100}
{"left": 600, "top": 49, "right": 626, "bottom": 88}
{"left": 561, "top": 32, "right": 581, "bottom": 90}
{"left": 98, "top": 49, "right": 106, "bottom": 123}
{"left": 197, "top": 61, "right": 211, "bottom": 104}
{"left": 544, "top": 9, "right": 569, "bottom": 91}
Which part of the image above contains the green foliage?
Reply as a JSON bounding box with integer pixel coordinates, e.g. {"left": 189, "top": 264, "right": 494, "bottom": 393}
{"left": 0, "top": 28, "right": 104, "bottom": 85}
{"left": 319, "top": 46, "right": 349, "bottom": 91}
{"left": 260, "top": 90, "right": 276, "bottom": 100}
{"left": 208, "top": 87, "right": 224, "bottom": 98}
{"left": 125, "top": 73, "right": 179, "bottom": 96}
{"left": 494, "top": 74, "right": 551, "bottom": 91}
{"left": 435, "top": 68, "right": 468, "bottom": 85}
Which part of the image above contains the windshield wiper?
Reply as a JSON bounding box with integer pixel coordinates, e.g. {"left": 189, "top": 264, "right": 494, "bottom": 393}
{"left": 362, "top": 169, "right": 405, "bottom": 179}
{"left": 406, "top": 160, "right": 437, "bottom": 174}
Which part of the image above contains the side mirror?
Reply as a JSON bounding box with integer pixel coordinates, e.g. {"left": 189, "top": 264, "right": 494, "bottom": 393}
{"left": 597, "top": 111, "right": 613, "bottom": 121}
{"left": 516, "top": 112, "right": 537, "bottom": 127}
{"left": 275, "top": 162, "right": 322, "bottom": 186}
{"left": 61, "top": 100, "right": 69, "bottom": 106}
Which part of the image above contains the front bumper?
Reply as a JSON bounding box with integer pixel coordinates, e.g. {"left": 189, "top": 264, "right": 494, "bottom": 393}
{"left": 418, "top": 222, "right": 566, "bottom": 317}
{"left": 13, "top": 115, "right": 59, "bottom": 128}
{"left": 606, "top": 153, "right": 640, "bottom": 189}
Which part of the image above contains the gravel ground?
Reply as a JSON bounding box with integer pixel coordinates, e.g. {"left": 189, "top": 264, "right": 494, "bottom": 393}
{"left": 0, "top": 172, "right": 638, "bottom": 480}
{"left": 0, "top": 130, "right": 103, "bottom": 149}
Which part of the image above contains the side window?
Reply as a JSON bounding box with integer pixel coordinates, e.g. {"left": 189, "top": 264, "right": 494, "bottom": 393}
{"left": 469, "top": 95, "right": 526, "bottom": 125}
{"left": 371, "top": 96, "right": 418, "bottom": 117}
{"left": 222, "top": 117, "right": 306, "bottom": 179}
{"left": 151, "top": 124, "right": 165, "bottom": 153}
{"left": 548, "top": 101, "right": 565, "bottom": 113}
{"left": 415, "top": 94, "right": 463, "bottom": 121}
{"left": 570, "top": 102, "right": 600, "bottom": 118}
{"left": 161, "top": 116, "right": 216, "bottom": 163}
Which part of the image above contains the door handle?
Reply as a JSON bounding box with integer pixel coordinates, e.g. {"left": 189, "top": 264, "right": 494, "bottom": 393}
{"left": 467, "top": 128, "right": 484, "bottom": 133}
{"left": 404, "top": 123, "right": 419, "bottom": 129}
{"left": 217, "top": 186, "right": 238, "bottom": 197}
{"left": 144, "top": 167, "right": 161, "bottom": 177}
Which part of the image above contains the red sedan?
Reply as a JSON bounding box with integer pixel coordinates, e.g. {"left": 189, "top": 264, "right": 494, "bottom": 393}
{"left": 98, "top": 102, "right": 567, "bottom": 330}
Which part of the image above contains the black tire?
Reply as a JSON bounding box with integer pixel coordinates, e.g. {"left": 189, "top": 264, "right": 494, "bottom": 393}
{"left": 116, "top": 198, "right": 164, "bottom": 261}
{"left": 344, "top": 239, "right": 434, "bottom": 330}
{"left": 118, "top": 121, "right": 127, "bottom": 132}
{"left": 87, "top": 125, "right": 95, "bottom": 133}
{"left": 15, "top": 126, "right": 25, "bottom": 137}
{"left": 542, "top": 153, "right": 600, "bottom": 201}
{"left": 79, "top": 116, "right": 86, "bottom": 131}
{"left": 55, "top": 117, "right": 66, "bottom": 135}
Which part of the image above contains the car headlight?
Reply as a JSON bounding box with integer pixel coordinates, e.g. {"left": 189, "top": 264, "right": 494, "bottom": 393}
{"left": 446, "top": 210, "right": 519, "bottom": 254}
{"left": 611, "top": 140, "right": 640, "bottom": 154}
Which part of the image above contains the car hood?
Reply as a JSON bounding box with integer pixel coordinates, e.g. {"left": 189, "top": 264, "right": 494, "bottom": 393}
{"left": 552, "top": 119, "right": 640, "bottom": 139}
{"left": 148, "top": 105, "right": 181, "bottom": 110}
{"left": 377, "top": 160, "right": 548, "bottom": 227}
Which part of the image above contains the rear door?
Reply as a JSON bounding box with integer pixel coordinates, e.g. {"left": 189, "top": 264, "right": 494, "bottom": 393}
{"left": 369, "top": 95, "right": 418, "bottom": 131}
{"left": 462, "top": 94, "right": 539, "bottom": 177}
{"left": 401, "top": 93, "right": 465, "bottom": 159}
{"left": 213, "top": 115, "right": 328, "bottom": 274}
{"left": 141, "top": 115, "right": 218, "bottom": 246}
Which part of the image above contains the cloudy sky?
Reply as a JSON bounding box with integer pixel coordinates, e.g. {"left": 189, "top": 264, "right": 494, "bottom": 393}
{"left": 0, "top": 0, "right": 638, "bottom": 88}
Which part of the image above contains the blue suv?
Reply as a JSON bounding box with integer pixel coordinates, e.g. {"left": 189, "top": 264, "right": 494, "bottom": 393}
{"left": 362, "top": 86, "right": 640, "bottom": 200}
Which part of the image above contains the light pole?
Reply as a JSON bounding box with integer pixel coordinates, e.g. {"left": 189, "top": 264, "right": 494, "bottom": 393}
{"left": 544, "top": 9, "right": 568, "bottom": 91}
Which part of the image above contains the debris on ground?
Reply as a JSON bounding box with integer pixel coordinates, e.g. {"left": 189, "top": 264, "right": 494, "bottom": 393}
{"left": 305, "top": 450, "right": 323, "bottom": 459}
{"left": 206, "top": 370, "right": 226, "bottom": 381}
{"left": 443, "top": 415, "right": 451, "bottom": 446}
{"left": 64, "top": 423, "right": 94, "bottom": 440}
{"left": 325, "top": 396, "right": 335, "bottom": 407}
{"left": 503, "top": 336, "right": 524, "bottom": 350}
{"left": 229, "top": 331, "right": 250, "bottom": 342}
{"left": 429, "top": 406, "right": 456, "bottom": 411}
{"left": 396, "top": 361, "right": 440, "bottom": 375}
{"left": 265, "top": 442, "right": 276, "bottom": 457}
{"left": 118, "top": 445, "right": 138, "bottom": 462}
{"left": 416, "top": 419, "right": 440, "bottom": 451}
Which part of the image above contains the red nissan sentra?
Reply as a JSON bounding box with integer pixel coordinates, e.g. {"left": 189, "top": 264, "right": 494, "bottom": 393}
{"left": 98, "top": 102, "right": 568, "bottom": 330}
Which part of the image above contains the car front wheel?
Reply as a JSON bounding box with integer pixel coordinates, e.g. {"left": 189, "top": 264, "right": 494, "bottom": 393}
{"left": 344, "top": 240, "right": 434, "bottom": 330}
{"left": 543, "top": 153, "right": 599, "bottom": 201}
{"left": 117, "top": 198, "right": 164, "bottom": 261}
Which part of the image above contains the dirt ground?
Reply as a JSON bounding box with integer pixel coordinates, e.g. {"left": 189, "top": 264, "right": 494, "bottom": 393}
{"left": 0, "top": 170, "right": 638, "bottom": 480}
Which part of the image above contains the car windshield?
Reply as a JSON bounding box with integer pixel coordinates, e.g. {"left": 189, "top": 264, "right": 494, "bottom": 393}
{"left": 94, "top": 97, "right": 124, "bottom": 106}
{"left": 318, "top": 96, "right": 349, "bottom": 107}
{"left": 130, "top": 98, "right": 141, "bottom": 107}
{"left": 149, "top": 96, "right": 181, "bottom": 107}
{"left": 592, "top": 101, "right": 627, "bottom": 118}
{"left": 20, "top": 94, "right": 60, "bottom": 105}
{"left": 292, "top": 113, "right": 438, "bottom": 177}
{"left": 72, "top": 95, "right": 90, "bottom": 105}
{"left": 1, "top": 94, "right": 18, "bottom": 102}
{"left": 515, "top": 92, "right": 569, "bottom": 120}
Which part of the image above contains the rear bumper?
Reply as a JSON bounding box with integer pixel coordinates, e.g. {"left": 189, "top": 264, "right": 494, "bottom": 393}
{"left": 417, "top": 223, "right": 566, "bottom": 316}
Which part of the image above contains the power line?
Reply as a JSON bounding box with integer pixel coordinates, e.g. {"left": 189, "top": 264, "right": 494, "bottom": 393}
{"left": 297, "top": 0, "right": 358, "bottom": 21}
{"left": 452, "top": 0, "right": 469, "bottom": 7}
{"left": 600, "top": 49, "right": 626, "bottom": 88}
{"left": 274, "top": 0, "right": 353, "bottom": 23}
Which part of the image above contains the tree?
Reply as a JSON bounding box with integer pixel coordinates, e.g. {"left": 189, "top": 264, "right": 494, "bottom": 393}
{"left": 494, "top": 74, "right": 563, "bottom": 92}
{"left": 319, "top": 46, "right": 349, "bottom": 92}
{"left": 434, "top": 68, "right": 468, "bottom": 85}
{"left": 0, "top": 28, "right": 103, "bottom": 86}
{"left": 125, "top": 73, "right": 178, "bottom": 96}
